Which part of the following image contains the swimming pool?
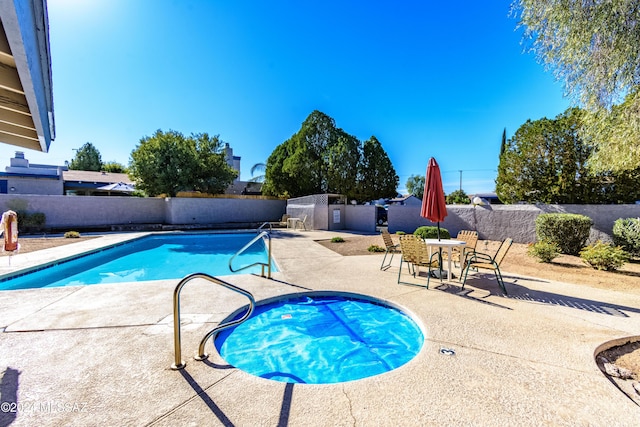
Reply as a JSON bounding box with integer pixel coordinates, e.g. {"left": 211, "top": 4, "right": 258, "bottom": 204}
{"left": 0, "top": 233, "right": 276, "bottom": 291}
{"left": 214, "top": 293, "right": 424, "bottom": 384}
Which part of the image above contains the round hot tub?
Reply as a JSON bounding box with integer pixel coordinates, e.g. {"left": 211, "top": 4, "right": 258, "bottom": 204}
{"left": 214, "top": 292, "right": 424, "bottom": 384}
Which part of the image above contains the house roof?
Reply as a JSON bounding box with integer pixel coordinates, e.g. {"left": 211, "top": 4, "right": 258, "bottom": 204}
{"left": 389, "top": 195, "right": 420, "bottom": 203}
{"left": 63, "top": 170, "right": 133, "bottom": 185}
{"left": 0, "top": 0, "right": 55, "bottom": 152}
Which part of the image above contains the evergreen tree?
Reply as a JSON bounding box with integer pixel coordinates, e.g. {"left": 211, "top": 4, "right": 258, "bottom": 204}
{"left": 263, "top": 111, "right": 398, "bottom": 201}
{"left": 102, "top": 161, "right": 127, "bottom": 173}
{"left": 357, "top": 136, "right": 398, "bottom": 202}
{"left": 496, "top": 108, "right": 640, "bottom": 204}
{"left": 69, "top": 142, "right": 102, "bottom": 171}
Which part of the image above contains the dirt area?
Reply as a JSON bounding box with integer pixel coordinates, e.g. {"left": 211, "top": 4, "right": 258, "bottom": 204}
{"left": 317, "top": 233, "right": 640, "bottom": 399}
{"left": 8, "top": 236, "right": 98, "bottom": 253}
{"left": 316, "top": 234, "right": 640, "bottom": 293}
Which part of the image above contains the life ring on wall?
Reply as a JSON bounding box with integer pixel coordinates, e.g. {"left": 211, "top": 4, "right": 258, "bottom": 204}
{"left": 1, "top": 210, "right": 19, "bottom": 252}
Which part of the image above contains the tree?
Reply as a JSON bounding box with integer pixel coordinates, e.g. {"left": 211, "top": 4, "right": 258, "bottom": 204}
{"left": 513, "top": 0, "right": 640, "bottom": 171}
{"left": 268, "top": 111, "right": 338, "bottom": 197}
{"left": 102, "top": 161, "right": 127, "bottom": 173}
{"left": 446, "top": 189, "right": 469, "bottom": 204}
{"left": 69, "top": 142, "right": 102, "bottom": 171}
{"left": 129, "top": 130, "right": 237, "bottom": 197}
{"left": 583, "top": 89, "right": 640, "bottom": 172}
{"left": 496, "top": 107, "right": 640, "bottom": 204}
{"left": 263, "top": 111, "right": 398, "bottom": 201}
{"left": 357, "top": 136, "right": 399, "bottom": 202}
{"left": 326, "top": 133, "right": 361, "bottom": 199}
{"left": 405, "top": 175, "right": 425, "bottom": 199}
{"left": 249, "top": 162, "right": 266, "bottom": 183}
{"left": 262, "top": 141, "right": 296, "bottom": 198}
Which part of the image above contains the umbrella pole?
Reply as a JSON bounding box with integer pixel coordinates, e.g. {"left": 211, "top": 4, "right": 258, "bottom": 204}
{"left": 437, "top": 222, "right": 444, "bottom": 281}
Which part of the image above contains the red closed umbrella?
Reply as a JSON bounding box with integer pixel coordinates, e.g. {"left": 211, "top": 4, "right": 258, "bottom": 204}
{"left": 420, "top": 157, "right": 448, "bottom": 240}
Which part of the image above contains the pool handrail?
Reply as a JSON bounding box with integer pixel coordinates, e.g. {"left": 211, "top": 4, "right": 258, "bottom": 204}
{"left": 171, "top": 273, "right": 255, "bottom": 370}
{"left": 228, "top": 231, "right": 272, "bottom": 279}
{"left": 257, "top": 221, "right": 272, "bottom": 233}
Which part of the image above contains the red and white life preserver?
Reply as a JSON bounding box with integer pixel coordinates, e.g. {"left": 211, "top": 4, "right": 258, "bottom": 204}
{"left": 1, "top": 210, "right": 19, "bottom": 252}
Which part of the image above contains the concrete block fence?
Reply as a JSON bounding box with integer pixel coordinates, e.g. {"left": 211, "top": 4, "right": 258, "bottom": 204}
{"left": 388, "top": 203, "right": 640, "bottom": 243}
{"left": 0, "top": 194, "right": 286, "bottom": 231}
{"left": 0, "top": 193, "right": 637, "bottom": 243}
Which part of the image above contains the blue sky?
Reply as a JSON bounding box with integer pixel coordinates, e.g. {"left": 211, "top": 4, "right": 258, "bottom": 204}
{"left": 1, "top": 0, "right": 570, "bottom": 195}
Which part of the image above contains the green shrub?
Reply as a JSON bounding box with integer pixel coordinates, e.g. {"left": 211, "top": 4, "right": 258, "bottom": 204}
{"left": 527, "top": 241, "right": 560, "bottom": 263}
{"left": 413, "top": 226, "right": 450, "bottom": 240}
{"left": 395, "top": 231, "right": 406, "bottom": 235}
{"left": 16, "top": 211, "right": 46, "bottom": 232}
{"left": 15, "top": 211, "right": 26, "bottom": 228}
{"left": 368, "top": 244, "right": 385, "bottom": 252}
{"left": 64, "top": 231, "right": 81, "bottom": 238}
{"left": 446, "top": 189, "right": 470, "bottom": 204}
{"left": 535, "top": 213, "right": 592, "bottom": 256}
{"left": 612, "top": 217, "right": 640, "bottom": 256}
{"left": 579, "top": 241, "right": 628, "bottom": 271}
{"left": 331, "top": 236, "right": 345, "bottom": 243}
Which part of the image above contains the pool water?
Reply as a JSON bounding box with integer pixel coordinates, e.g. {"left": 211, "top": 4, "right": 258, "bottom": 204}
{"left": 0, "top": 233, "right": 276, "bottom": 290}
{"left": 214, "top": 294, "right": 424, "bottom": 384}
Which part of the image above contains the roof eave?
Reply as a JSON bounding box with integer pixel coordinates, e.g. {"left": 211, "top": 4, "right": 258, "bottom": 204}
{"left": 0, "top": 0, "right": 55, "bottom": 152}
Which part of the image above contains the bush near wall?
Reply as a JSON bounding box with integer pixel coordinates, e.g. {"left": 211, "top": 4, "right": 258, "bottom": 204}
{"left": 414, "top": 226, "right": 450, "bottom": 240}
{"left": 580, "top": 241, "right": 628, "bottom": 271}
{"left": 527, "top": 241, "right": 560, "bottom": 263}
{"left": 612, "top": 217, "right": 640, "bottom": 256}
{"left": 535, "top": 213, "right": 592, "bottom": 256}
{"left": 16, "top": 211, "right": 46, "bottom": 233}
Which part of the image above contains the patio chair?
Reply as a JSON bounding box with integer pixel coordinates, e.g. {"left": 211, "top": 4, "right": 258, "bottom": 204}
{"left": 291, "top": 215, "right": 307, "bottom": 230}
{"left": 278, "top": 214, "right": 290, "bottom": 227}
{"left": 268, "top": 214, "right": 290, "bottom": 228}
{"left": 461, "top": 238, "right": 513, "bottom": 294}
{"left": 448, "top": 230, "right": 478, "bottom": 267}
{"left": 397, "top": 234, "right": 440, "bottom": 288}
{"left": 380, "top": 229, "right": 400, "bottom": 270}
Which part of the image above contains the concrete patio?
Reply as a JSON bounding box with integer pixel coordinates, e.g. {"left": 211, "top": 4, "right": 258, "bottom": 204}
{"left": 0, "top": 230, "right": 639, "bottom": 426}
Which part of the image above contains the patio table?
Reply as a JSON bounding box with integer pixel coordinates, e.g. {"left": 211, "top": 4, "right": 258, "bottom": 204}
{"left": 422, "top": 239, "right": 467, "bottom": 282}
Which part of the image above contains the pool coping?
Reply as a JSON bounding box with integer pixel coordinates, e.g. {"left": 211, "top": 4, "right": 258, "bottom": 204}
{"left": 0, "top": 229, "right": 278, "bottom": 287}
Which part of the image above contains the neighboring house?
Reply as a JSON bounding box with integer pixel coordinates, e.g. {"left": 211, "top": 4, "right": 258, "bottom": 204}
{"left": 0, "top": 151, "right": 63, "bottom": 194}
{"left": 62, "top": 170, "right": 134, "bottom": 196}
{"left": 222, "top": 142, "right": 264, "bottom": 195}
{"left": 223, "top": 143, "right": 241, "bottom": 182}
{"left": 388, "top": 195, "right": 422, "bottom": 206}
{"left": 0, "top": 150, "right": 262, "bottom": 196}
{"left": 0, "top": 151, "right": 134, "bottom": 195}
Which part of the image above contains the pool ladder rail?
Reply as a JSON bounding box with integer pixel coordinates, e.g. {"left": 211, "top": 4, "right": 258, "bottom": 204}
{"left": 256, "top": 221, "right": 272, "bottom": 233}
{"left": 171, "top": 273, "right": 255, "bottom": 370}
{"left": 228, "top": 230, "right": 272, "bottom": 279}
{"left": 171, "top": 228, "right": 271, "bottom": 369}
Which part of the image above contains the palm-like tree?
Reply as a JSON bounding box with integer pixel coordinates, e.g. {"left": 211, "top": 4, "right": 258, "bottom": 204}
{"left": 249, "top": 162, "right": 266, "bottom": 183}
